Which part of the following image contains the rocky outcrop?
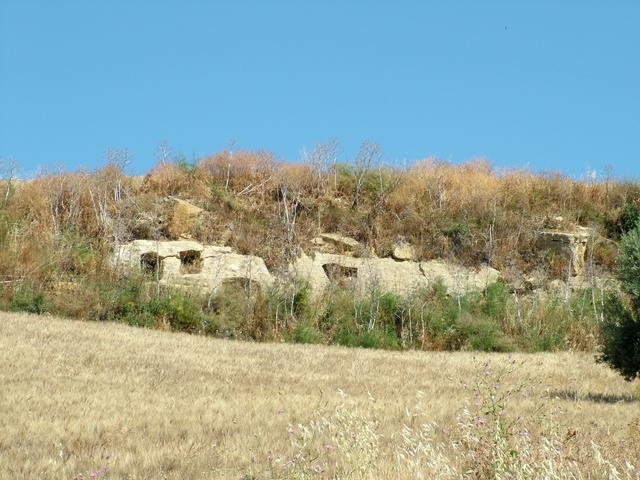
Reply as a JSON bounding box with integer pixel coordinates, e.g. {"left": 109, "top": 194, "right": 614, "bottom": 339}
{"left": 114, "top": 239, "right": 502, "bottom": 299}
{"left": 419, "top": 260, "right": 501, "bottom": 296}
{"left": 166, "top": 197, "right": 204, "bottom": 240}
{"left": 392, "top": 242, "right": 417, "bottom": 261}
{"left": 535, "top": 226, "right": 592, "bottom": 277}
{"left": 290, "top": 252, "right": 428, "bottom": 297}
{"left": 290, "top": 252, "right": 500, "bottom": 298}
{"left": 310, "top": 233, "right": 361, "bottom": 255}
{"left": 113, "top": 240, "right": 272, "bottom": 294}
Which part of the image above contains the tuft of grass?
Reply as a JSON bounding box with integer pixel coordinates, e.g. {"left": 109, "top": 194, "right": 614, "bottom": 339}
{"left": 8, "top": 282, "right": 51, "bottom": 314}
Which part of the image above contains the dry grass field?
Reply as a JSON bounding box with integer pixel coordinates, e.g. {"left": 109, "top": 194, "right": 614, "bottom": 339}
{"left": 1, "top": 312, "right": 639, "bottom": 479}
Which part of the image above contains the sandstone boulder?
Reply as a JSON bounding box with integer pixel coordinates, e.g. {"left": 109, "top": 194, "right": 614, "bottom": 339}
{"left": 166, "top": 197, "right": 204, "bottom": 239}
{"left": 318, "top": 233, "right": 360, "bottom": 250}
{"left": 392, "top": 242, "right": 417, "bottom": 261}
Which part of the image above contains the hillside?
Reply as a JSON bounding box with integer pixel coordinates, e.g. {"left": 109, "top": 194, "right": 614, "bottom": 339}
{"left": 1, "top": 150, "right": 639, "bottom": 350}
{"left": 0, "top": 312, "right": 637, "bottom": 479}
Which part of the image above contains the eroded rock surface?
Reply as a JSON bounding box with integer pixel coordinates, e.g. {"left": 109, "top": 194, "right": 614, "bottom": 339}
{"left": 392, "top": 242, "right": 417, "bottom": 261}
{"left": 290, "top": 252, "right": 500, "bottom": 298}
{"left": 536, "top": 226, "right": 592, "bottom": 277}
{"left": 310, "top": 233, "right": 361, "bottom": 255}
{"left": 166, "top": 197, "right": 204, "bottom": 240}
{"left": 113, "top": 240, "right": 272, "bottom": 293}
{"left": 419, "top": 260, "right": 501, "bottom": 296}
{"left": 114, "top": 239, "right": 502, "bottom": 299}
{"left": 290, "top": 252, "right": 428, "bottom": 297}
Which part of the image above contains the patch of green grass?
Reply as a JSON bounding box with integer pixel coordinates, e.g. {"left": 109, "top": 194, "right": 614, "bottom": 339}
{"left": 9, "top": 282, "right": 51, "bottom": 314}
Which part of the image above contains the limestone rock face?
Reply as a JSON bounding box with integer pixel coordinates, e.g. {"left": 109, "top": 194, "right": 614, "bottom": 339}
{"left": 290, "top": 252, "right": 427, "bottom": 297}
{"left": 536, "top": 226, "right": 592, "bottom": 277}
{"left": 290, "top": 252, "right": 500, "bottom": 299}
{"left": 392, "top": 242, "right": 417, "bottom": 261}
{"left": 114, "top": 239, "right": 503, "bottom": 300}
{"left": 419, "top": 260, "right": 501, "bottom": 296}
{"left": 113, "top": 240, "right": 272, "bottom": 293}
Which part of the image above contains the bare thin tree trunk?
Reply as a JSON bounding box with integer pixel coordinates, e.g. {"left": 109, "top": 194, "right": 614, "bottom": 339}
{"left": 588, "top": 228, "right": 599, "bottom": 323}
{"left": 155, "top": 240, "right": 161, "bottom": 301}
{"left": 564, "top": 249, "right": 573, "bottom": 305}
{"left": 225, "top": 149, "right": 233, "bottom": 191}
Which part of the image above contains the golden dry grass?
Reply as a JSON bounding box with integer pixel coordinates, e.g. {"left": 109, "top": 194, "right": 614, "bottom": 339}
{"left": 1, "top": 312, "right": 638, "bottom": 479}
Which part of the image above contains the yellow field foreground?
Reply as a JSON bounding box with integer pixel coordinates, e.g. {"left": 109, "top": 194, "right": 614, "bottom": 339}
{"left": 1, "top": 312, "right": 638, "bottom": 479}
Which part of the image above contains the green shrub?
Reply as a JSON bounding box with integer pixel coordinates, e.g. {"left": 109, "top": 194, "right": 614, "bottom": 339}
{"left": 482, "top": 280, "right": 510, "bottom": 321}
{"left": 9, "top": 283, "right": 50, "bottom": 314}
{"left": 442, "top": 221, "right": 469, "bottom": 249}
{"left": 615, "top": 226, "right": 640, "bottom": 302}
{"left": 318, "top": 289, "right": 347, "bottom": 320}
{"left": 290, "top": 280, "right": 312, "bottom": 319}
{"left": 292, "top": 323, "right": 321, "bottom": 344}
{"left": 175, "top": 155, "right": 197, "bottom": 175}
{"left": 147, "top": 292, "right": 203, "bottom": 333}
{"left": 96, "top": 278, "right": 148, "bottom": 323}
{"left": 201, "top": 284, "right": 252, "bottom": 337}
{"left": 335, "top": 328, "right": 398, "bottom": 350}
{"left": 527, "top": 330, "right": 565, "bottom": 352}
{"left": 606, "top": 201, "right": 640, "bottom": 239}
{"left": 575, "top": 203, "right": 604, "bottom": 225}
{"left": 267, "top": 280, "right": 312, "bottom": 325}
{"left": 459, "top": 315, "right": 513, "bottom": 352}
{"left": 597, "top": 226, "right": 640, "bottom": 380}
{"left": 423, "top": 308, "right": 460, "bottom": 349}
{"left": 598, "top": 292, "right": 640, "bottom": 380}
{"left": 378, "top": 292, "right": 403, "bottom": 332}
{"left": 89, "top": 278, "right": 208, "bottom": 333}
{"left": 431, "top": 277, "right": 449, "bottom": 298}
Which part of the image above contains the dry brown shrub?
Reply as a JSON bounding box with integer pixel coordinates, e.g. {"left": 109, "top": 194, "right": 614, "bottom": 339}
{"left": 142, "top": 162, "right": 193, "bottom": 196}
{"left": 0, "top": 149, "right": 638, "bottom": 289}
{"left": 197, "top": 150, "right": 276, "bottom": 195}
{"left": 275, "top": 162, "right": 313, "bottom": 193}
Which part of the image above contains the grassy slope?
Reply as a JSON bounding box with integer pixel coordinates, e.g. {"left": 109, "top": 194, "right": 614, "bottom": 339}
{"left": 1, "top": 312, "right": 638, "bottom": 479}
{"left": 2, "top": 157, "right": 639, "bottom": 353}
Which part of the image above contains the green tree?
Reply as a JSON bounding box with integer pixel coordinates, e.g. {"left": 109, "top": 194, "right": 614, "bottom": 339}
{"left": 606, "top": 201, "right": 640, "bottom": 239}
{"left": 597, "top": 226, "right": 640, "bottom": 380}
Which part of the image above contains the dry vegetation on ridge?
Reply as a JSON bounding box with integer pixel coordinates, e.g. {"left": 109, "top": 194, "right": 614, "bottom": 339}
{"left": 1, "top": 147, "right": 637, "bottom": 279}
{"left": 1, "top": 148, "right": 639, "bottom": 352}
{"left": 1, "top": 312, "right": 638, "bottom": 479}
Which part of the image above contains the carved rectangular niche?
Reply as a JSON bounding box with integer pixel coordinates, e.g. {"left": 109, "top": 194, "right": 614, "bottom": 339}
{"left": 180, "top": 250, "right": 202, "bottom": 274}
{"left": 322, "top": 263, "right": 358, "bottom": 288}
{"left": 140, "top": 252, "right": 163, "bottom": 276}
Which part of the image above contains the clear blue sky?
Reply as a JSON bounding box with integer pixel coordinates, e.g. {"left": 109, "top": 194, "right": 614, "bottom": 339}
{"left": 1, "top": 1, "right": 639, "bottom": 178}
